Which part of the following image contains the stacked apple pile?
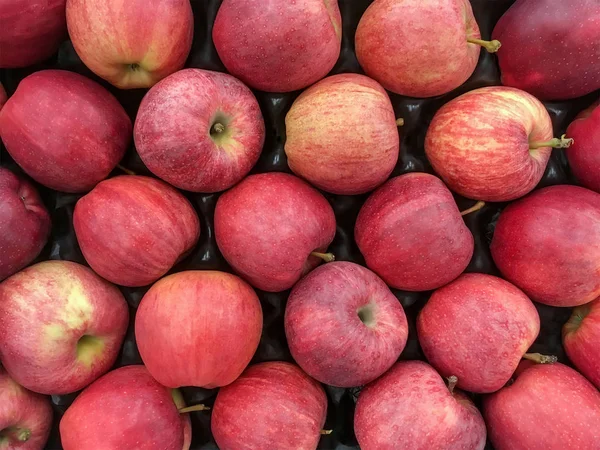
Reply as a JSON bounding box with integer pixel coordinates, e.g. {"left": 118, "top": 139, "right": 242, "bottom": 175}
{"left": 0, "top": 0, "right": 599, "bottom": 449}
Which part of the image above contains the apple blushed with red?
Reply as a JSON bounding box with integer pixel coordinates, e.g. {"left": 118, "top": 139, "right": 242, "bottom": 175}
{"left": 566, "top": 101, "right": 600, "bottom": 193}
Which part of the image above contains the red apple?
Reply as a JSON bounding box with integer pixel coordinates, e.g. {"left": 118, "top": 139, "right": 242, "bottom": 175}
{"left": 492, "top": 0, "right": 600, "bottom": 101}
{"left": 563, "top": 297, "right": 600, "bottom": 389}
{"left": 356, "top": 0, "right": 500, "bottom": 98}
{"left": 134, "top": 69, "right": 265, "bottom": 193}
{"left": 0, "top": 0, "right": 66, "bottom": 68}
{"left": 354, "top": 360, "right": 486, "bottom": 450}
{"left": 284, "top": 73, "right": 400, "bottom": 195}
{"left": 491, "top": 185, "right": 600, "bottom": 307}
{"left": 285, "top": 261, "right": 408, "bottom": 387}
{"left": 484, "top": 362, "right": 600, "bottom": 450}
{"left": 214, "top": 172, "right": 336, "bottom": 292}
{"left": 73, "top": 175, "right": 200, "bottom": 287}
{"left": 0, "top": 260, "right": 129, "bottom": 395}
{"left": 425, "top": 86, "right": 572, "bottom": 202}
{"left": 60, "top": 365, "right": 192, "bottom": 450}
{"left": 213, "top": 0, "right": 341, "bottom": 93}
{"left": 566, "top": 100, "right": 600, "bottom": 193}
{"left": 355, "top": 172, "right": 474, "bottom": 291}
{"left": 0, "top": 70, "right": 131, "bottom": 193}
{"left": 0, "top": 82, "right": 7, "bottom": 108}
{"left": 211, "top": 362, "right": 327, "bottom": 450}
{"left": 0, "top": 168, "right": 51, "bottom": 281}
{"left": 135, "top": 270, "right": 263, "bottom": 389}
{"left": 417, "top": 273, "right": 540, "bottom": 394}
{"left": 0, "top": 367, "right": 53, "bottom": 450}
{"left": 66, "top": 0, "right": 193, "bottom": 89}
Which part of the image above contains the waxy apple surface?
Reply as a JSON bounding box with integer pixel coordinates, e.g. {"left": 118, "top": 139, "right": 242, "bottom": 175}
{"left": 566, "top": 101, "right": 600, "bottom": 193}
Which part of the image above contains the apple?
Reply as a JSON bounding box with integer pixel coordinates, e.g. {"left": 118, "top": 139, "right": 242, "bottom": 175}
{"left": 563, "top": 297, "right": 600, "bottom": 389}
{"left": 134, "top": 68, "right": 265, "bottom": 193}
{"left": 0, "top": 168, "right": 51, "bottom": 281}
{"left": 492, "top": 0, "right": 600, "bottom": 101}
{"left": 73, "top": 175, "right": 200, "bottom": 287}
{"left": 284, "top": 73, "right": 400, "bottom": 195}
{"left": 484, "top": 362, "right": 600, "bottom": 450}
{"left": 491, "top": 185, "right": 600, "bottom": 307}
{"left": 214, "top": 172, "right": 336, "bottom": 292}
{"left": 355, "top": 172, "right": 474, "bottom": 291}
{"left": 60, "top": 365, "right": 193, "bottom": 450}
{"left": 355, "top": 0, "right": 500, "bottom": 98}
{"left": 285, "top": 261, "right": 408, "bottom": 387}
{"left": 0, "top": 0, "right": 66, "bottom": 68}
{"left": 0, "top": 70, "right": 131, "bottom": 193}
{"left": 0, "top": 82, "right": 7, "bottom": 108}
{"left": 0, "top": 260, "right": 129, "bottom": 395}
{"left": 566, "top": 100, "right": 600, "bottom": 193}
{"left": 135, "top": 270, "right": 263, "bottom": 389}
{"left": 354, "top": 360, "right": 486, "bottom": 450}
{"left": 425, "top": 86, "right": 573, "bottom": 202}
{"left": 213, "top": 0, "right": 341, "bottom": 93}
{"left": 211, "top": 362, "right": 327, "bottom": 450}
{"left": 0, "top": 367, "right": 53, "bottom": 450}
{"left": 417, "top": 273, "right": 541, "bottom": 394}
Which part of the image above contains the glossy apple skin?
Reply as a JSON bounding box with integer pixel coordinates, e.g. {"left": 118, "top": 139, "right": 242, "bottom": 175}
{"left": 356, "top": 0, "right": 485, "bottom": 98}
{"left": 0, "top": 0, "right": 66, "bottom": 68}
{"left": 417, "top": 273, "right": 540, "bottom": 394}
{"left": 73, "top": 175, "right": 200, "bottom": 287}
{"left": 492, "top": 0, "right": 600, "bottom": 101}
{"left": 566, "top": 101, "right": 600, "bottom": 193}
{"left": 0, "top": 260, "right": 129, "bottom": 395}
{"left": 212, "top": 362, "right": 327, "bottom": 450}
{"left": 425, "top": 86, "right": 554, "bottom": 202}
{"left": 214, "top": 173, "right": 336, "bottom": 292}
{"left": 563, "top": 298, "right": 600, "bottom": 389}
{"left": 60, "top": 366, "right": 190, "bottom": 450}
{"left": 484, "top": 362, "right": 600, "bottom": 450}
{"left": 0, "top": 368, "right": 53, "bottom": 450}
{"left": 0, "top": 168, "right": 51, "bottom": 281}
{"left": 285, "top": 73, "right": 399, "bottom": 195}
{"left": 355, "top": 361, "right": 486, "bottom": 450}
{"left": 135, "top": 270, "right": 263, "bottom": 389}
{"left": 0, "top": 70, "right": 131, "bottom": 193}
{"left": 134, "top": 69, "right": 265, "bottom": 193}
{"left": 285, "top": 262, "right": 408, "bottom": 387}
{"left": 491, "top": 185, "right": 600, "bottom": 307}
{"left": 355, "top": 173, "right": 473, "bottom": 291}
{"left": 213, "top": 0, "right": 341, "bottom": 93}
{"left": 66, "top": 0, "right": 193, "bottom": 89}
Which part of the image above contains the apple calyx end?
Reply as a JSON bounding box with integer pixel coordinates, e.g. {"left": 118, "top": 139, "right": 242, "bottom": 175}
{"left": 320, "top": 429, "right": 333, "bottom": 435}
{"left": 211, "top": 122, "right": 226, "bottom": 135}
{"left": 178, "top": 404, "right": 210, "bottom": 414}
{"left": 529, "top": 135, "right": 574, "bottom": 150}
{"left": 310, "top": 251, "right": 336, "bottom": 263}
{"left": 396, "top": 118, "right": 405, "bottom": 127}
{"left": 460, "top": 201, "right": 485, "bottom": 216}
{"left": 467, "top": 37, "right": 501, "bottom": 53}
{"left": 523, "top": 353, "right": 558, "bottom": 364}
{"left": 446, "top": 375, "right": 458, "bottom": 394}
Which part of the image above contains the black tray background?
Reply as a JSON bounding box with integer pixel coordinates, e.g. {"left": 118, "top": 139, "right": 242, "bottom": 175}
{"left": 1, "top": 1, "right": 598, "bottom": 449}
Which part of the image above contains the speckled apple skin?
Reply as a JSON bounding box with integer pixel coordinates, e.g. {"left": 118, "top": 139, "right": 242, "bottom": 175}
{"left": 354, "top": 360, "right": 486, "bottom": 450}
{"left": 417, "top": 273, "right": 540, "bottom": 394}
{"left": 566, "top": 101, "right": 600, "bottom": 193}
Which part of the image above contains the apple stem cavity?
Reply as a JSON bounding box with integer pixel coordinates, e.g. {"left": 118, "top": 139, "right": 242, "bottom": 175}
{"left": 357, "top": 304, "right": 377, "bottom": 328}
{"left": 529, "top": 134, "right": 574, "bottom": 150}
{"left": 467, "top": 37, "right": 502, "bottom": 53}
{"left": 564, "top": 303, "right": 592, "bottom": 334}
{"left": 0, "top": 427, "right": 31, "bottom": 443}
{"left": 396, "top": 118, "right": 405, "bottom": 126}
{"left": 446, "top": 375, "right": 458, "bottom": 394}
{"left": 117, "top": 164, "right": 136, "bottom": 176}
{"left": 460, "top": 200, "right": 485, "bottom": 216}
{"left": 310, "top": 251, "right": 336, "bottom": 262}
{"left": 178, "top": 404, "right": 211, "bottom": 414}
{"left": 523, "top": 353, "right": 558, "bottom": 364}
{"left": 320, "top": 429, "right": 333, "bottom": 435}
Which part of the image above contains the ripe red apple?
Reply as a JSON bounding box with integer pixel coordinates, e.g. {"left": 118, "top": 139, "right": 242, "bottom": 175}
{"left": 134, "top": 69, "right": 265, "bottom": 193}
{"left": 285, "top": 73, "right": 400, "bottom": 195}
{"left": 0, "top": 367, "right": 53, "bottom": 450}
{"left": 0, "top": 82, "right": 6, "bottom": 108}
{"left": 563, "top": 297, "right": 600, "bottom": 389}
{"left": 355, "top": 0, "right": 500, "bottom": 98}
{"left": 484, "top": 362, "right": 600, "bottom": 450}
{"left": 135, "top": 270, "right": 263, "bottom": 389}
{"left": 0, "top": 0, "right": 66, "bottom": 68}
{"left": 60, "top": 365, "right": 192, "bottom": 450}
{"left": 355, "top": 361, "right": 486, "bottom": 450}
{"left": 215, "top": 172, "right": 336, "bottom": 292}
{"left": 355, "top": 172, "right": 474, "bottom": 291}
{"left": 212, "top": 362, "right": 327, "bottom": 450}
{"left": 566, "top": 100, "right": 600, "bottom": 193}
{"left": 73, "top": 175, "right": 200, "bottom": 287}
{"left": 425, "top": 86, "right": 573, "bottom": 202}
{"left": 285, "top": 261, "right": 408, "bottom": 387}
{"left": 492, "top": 0, "right": 600, "bottom": 101}
{"left": 0, "top": 260, "right": 129, "bottom": 395}
{"left": 417, "top": 273, "right": 540, "bottom": 394}
{"left": 491, "top": 185, "right": 600, "bottom": 307}
{"left": 213, "top": 0, "right": 341, "bottom": 93}
{"left": 0, "top": 70, "right": 131, "bottom": 193}
{"left": 0, "top": 168, "right": 51, "bottom": 281}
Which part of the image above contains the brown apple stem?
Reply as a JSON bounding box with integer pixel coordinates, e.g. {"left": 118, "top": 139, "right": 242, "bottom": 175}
{"left": 211, "top": 123, "right": 226, "bottom": 134}
{"left": 396, "top": 118, "right": 404, "bottom": 126}
{"left": 529, "top": 135, "right": 574, "bottom": 150}
{"left": 117, "top": 164, "right": 136, "bottom": 176}
{"left": 446, "top": 375, "right": 458, "bottom": 394}
{"left": 178, "top": 404, "right": 211, "bottom": 414}
{"left": 523, "top": 353, "right": 558, "bottom": 364}
{"left": 320, "top": 430, "right": 333, "bottom": 435}
{"left": 460, "top": 201, "right": 485, "bottom": 216}
{"left": 467, "top": 37, "right": 502, "bottom": 53}
{"left": 311, "top": 252, "right": 336, "bottom": 262}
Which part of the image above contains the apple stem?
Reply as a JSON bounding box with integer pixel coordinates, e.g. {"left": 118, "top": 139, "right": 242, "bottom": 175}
{"left": 529, "top": 135, "right": 574, "bottom": 150}
{"left": 467, "top": 37, "right": 502, "bottom": 53}
{"left": 523, "top": 353, "right": 558, "bottom": 364}
{"left": 211, "top": 123, "right": 226, "bottom": 135}
{"left": 446, "top": 375, "right": 458, "bottom": 394}
{"left": 178, "top": 404, "right": 210, "bottom": 414}
{"left": 117, "top": 164, "right": 136, "bottom": 176}
{"left": 320, "top": 429, "right": 333, "bottom": 435}
{"left": 311, "top": 252, "right": 336, "bottom": 262}
{"left": 460, "top": 201, "right": 485, "bottom": 216}
{"left": 396, "top": 118, "right": 404, "bottom": 126}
